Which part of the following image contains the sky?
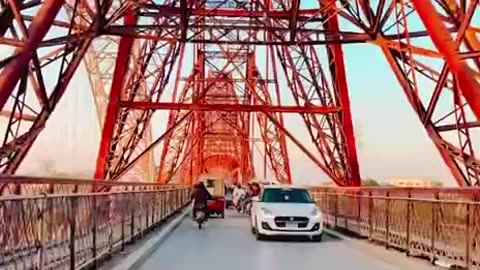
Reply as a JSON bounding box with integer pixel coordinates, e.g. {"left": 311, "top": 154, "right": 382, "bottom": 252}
{"left": 12, "top": 44, "right": 457, "bottom": 186}
{"left": 2, "top": 0, "right": 479, "bottom": 187}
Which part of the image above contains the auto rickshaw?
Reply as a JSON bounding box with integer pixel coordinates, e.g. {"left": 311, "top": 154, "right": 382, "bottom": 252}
{"left": 204, "top": 177, "right": 226, "bottom": 219}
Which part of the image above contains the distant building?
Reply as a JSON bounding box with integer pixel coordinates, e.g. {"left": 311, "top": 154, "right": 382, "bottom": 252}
{"left": 319, "top": 181, "right": 337, "bottom": 187}
{"left": 388, "top": 178, "right": 443, "bottom": 187}
{"left": 319, "top": 178, "right": 380, "bottom": 187}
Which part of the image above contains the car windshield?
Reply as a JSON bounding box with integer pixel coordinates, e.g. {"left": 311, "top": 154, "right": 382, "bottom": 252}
{"left": 261, "top": 188, "right": 313, "bottom": 203}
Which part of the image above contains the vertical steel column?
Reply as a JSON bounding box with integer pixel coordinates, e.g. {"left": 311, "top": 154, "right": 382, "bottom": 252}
{"left": 156, "top": 46, "right": 187, "bottom": 183}
{"left": 94, "top": 12, "right": 136, "bottom": 179}
{"left": 406, "top": 191, "right": 412, "bottom": 255}
{"left": 192, "top": 50, "right": 205, "bottom": 182}
{"left": 465, "top": 203, "right": 471, "bottom": 268}
{"left": 323, "top": 4, "right": 361, "bottom": 186}
{"left": 91, "top": 195, "right": 97, "bottom": 267}
{"left": 69, "top": 191, "right": 78, "bottom": 270}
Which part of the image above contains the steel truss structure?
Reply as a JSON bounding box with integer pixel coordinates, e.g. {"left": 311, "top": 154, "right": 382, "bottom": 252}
{"left": 0, "top": 0, "right": 479, "bottom": 187}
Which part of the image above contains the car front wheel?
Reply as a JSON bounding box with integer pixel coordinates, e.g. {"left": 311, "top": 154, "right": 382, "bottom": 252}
{"left": 311, "top": 234, "right": 323, "bottom": 242}
{"left": 250, "top": 216, "right": 256, "bottom": 234}
{"left": 255, "top": 220, "right": 265, "bottom": 240}
{"left": 255, "top": 231, "right": 265, "bottom": 240}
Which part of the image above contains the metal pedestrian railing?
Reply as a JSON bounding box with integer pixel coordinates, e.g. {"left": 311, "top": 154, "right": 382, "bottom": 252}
{"left": 0, "top": 176, "right": 190, "bottom": 270}
{"left": 311, "top": 187, "right": 480, "bottom": 269}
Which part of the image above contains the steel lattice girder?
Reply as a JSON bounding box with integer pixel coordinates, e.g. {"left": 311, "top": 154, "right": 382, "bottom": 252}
{"left": 158, "top": 50, "right": 260, "bottom": 185}
{"left": 119, "top": 101, "right": 341, "bottom": 113}
{"left": 0, "top": 0, "right": 479, "bottom": 187}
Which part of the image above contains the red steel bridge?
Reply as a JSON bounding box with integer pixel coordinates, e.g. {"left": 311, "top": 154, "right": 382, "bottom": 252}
{"left": 0, "top": 0, "right": 480, "bottom": 269}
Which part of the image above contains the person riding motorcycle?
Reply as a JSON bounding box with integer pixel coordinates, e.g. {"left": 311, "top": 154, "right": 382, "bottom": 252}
{"left": 250, "top": 182, "right": 261, "bottom": 197}
{"left": 241, "top": 183, "right": 260, "bottom": 214}
{"left": 191, "top": 182, "right": 212, "bottom": 219}
{"left": 240, "top": 189, "right": 252, "bottom": 214}
{"left": 232, "top": 184, "right": 246, "bottom": 209}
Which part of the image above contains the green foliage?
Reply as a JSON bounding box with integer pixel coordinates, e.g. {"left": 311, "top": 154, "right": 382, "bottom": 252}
{"left": 319, "top": 178, "right": 380, "bottom": 187}
{"left": 38, "top": 159, "right": 90, "bottom": 178}
{"left": 430, "top": 180, "right": 443, "bottom": 187}
{"left": 361, "top": 178, "right": 380, "bottom": 186}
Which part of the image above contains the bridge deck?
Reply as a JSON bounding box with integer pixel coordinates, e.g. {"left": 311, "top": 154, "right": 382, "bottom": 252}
{"left": 138, "top": 210, "right": 441, "bottom": 270}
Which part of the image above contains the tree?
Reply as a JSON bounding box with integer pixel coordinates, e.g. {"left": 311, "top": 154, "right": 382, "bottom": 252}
{"left": 39, "top": 159, "right": 56, "bottom": 174}
{"left": 318, "top": 178, "right": 380, "bottom": 187}
{"left": 361, "top": 178, "right": 380, "bottom": 186}
{"left": 320, "top": 181, "right": 336, "bottom": 186}
{"left": 38, "top": 158, "right": 90, "bottom": 178}
{"left": 430, "top": 180, "right": 443, "bottom": 187}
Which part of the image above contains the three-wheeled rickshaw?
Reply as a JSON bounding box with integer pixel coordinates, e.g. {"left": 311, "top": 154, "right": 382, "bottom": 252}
{"left": 204, "top": 177, "right": 226, "bottom": 219}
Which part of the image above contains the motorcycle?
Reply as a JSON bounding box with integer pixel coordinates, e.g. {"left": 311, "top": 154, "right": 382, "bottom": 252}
{"left": 235, "top": 193, "right": 252, "bottom": 214}
{"left": 235, "top": 193, "right": 246, "bottom": 213}
{"left": 195, "top": 205, "right": 207, "bottom": 229}
{"left": 242, "top": 192, "right": 254, "bottom": 214}
{"left": 243, "top": 199, "right": 252, "bottom": 215}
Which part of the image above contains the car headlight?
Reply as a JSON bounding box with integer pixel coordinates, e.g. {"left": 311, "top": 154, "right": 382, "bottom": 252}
{"left": 311, "top": 207, "right": 321, "bottom": 217}
{"left": 260, "top": 207, "right": 273, "bottom": 216}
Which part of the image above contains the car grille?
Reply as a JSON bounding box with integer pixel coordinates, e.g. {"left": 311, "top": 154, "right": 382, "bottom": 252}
{"left": 274, "top": 216, "right": 309, "bottom": 228}
{"left": 275, "top": 216, "right": 309, "bottom": 222}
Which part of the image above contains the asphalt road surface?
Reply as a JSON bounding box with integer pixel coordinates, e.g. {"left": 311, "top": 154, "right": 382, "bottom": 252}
{"left": 138, "top": 210, "right": 441, "bottom": 270}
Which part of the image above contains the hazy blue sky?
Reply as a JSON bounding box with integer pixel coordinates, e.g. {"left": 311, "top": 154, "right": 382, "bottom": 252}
{"left": 3, "top": 1, "right": 479, "bottom": 187}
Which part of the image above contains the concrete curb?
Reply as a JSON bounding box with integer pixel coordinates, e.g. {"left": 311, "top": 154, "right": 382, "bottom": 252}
{"left": 322, "top": 228, "right": 350, "bottom": 240}
{"left": 114, "top": 206, "right": 191, "bottom": 270}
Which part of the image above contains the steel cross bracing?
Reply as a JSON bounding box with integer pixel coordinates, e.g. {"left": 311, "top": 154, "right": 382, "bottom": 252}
{"left": 0, "top": 0, "right": 479, "bottom": 186}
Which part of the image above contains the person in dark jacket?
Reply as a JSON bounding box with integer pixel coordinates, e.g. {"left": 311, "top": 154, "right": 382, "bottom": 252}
{"left": 191, "top": 182, "right": 212, "bottom": 219}
{"left": 250, "top": 182, "right": 261, "bottom": 197}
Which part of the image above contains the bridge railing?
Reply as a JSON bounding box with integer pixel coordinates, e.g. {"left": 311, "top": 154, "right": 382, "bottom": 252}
{"left": 0, "top": 176, "right": 191, "bottom": 270}
{"left": 311, "top": 187, "right": 480, "bottom": 269}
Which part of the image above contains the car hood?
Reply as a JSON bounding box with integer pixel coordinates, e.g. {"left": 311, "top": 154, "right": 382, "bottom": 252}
{"left": 258, "top": 203, "right": 317, "bottom": 216}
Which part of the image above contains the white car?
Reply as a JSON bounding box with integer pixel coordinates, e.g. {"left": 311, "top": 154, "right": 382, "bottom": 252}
{"left": 250, "top": 185, "right": 323, "bottom": 241}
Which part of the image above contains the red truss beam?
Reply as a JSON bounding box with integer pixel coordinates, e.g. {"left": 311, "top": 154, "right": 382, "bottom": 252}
{"left": 0, "top": 0, "right": 63, "bottom": 110}
{"left": 411, "top": 0, "right": 480, "bottom": 121}
{"left": 276, "top": 44, "right": 354, "bottom": 186}
{"left": 322, "top": 0, "right": 361, "bottom": 185}
{"left": 201, "top": 77, "right": 246, "bottom": 180}
{"left": 106, "top": 3, "right": 378, "bottom": 45}
{"left": 157, "top": 50, "right": 202, "bottom": 184}
{"left": 2, "top": 0, "right": 480, "bottom": 189}
{"left": 94, "top": 11, "right": 137, "bottom": 180}
{"left": 0, "top": 111, "right": 36, "bottom": 122}
{"left": 111, "top": 111, "right": 193, "bottom": 182}
{"left": 247, "top": 54, "right": 292, "bottom": 184}
{"left": 159, "top": 45, "right": 267, "bottom": 184}
{"left": 369, "top": 1, "right": 480, "bottom": 186}
{"left": 94, "top": 1, "right": 182, "bottom": 181}
{"left": 0, "top": 1, "right": 95, "bottom": 175}
{"left": 175, "top": 74, "right": 253, "bottom": 184}
{"left": 120, "top": 101, "right": 340, "bottom": 113}
{"left": 104, "top": 41, "right": 180, "bottom": 182}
